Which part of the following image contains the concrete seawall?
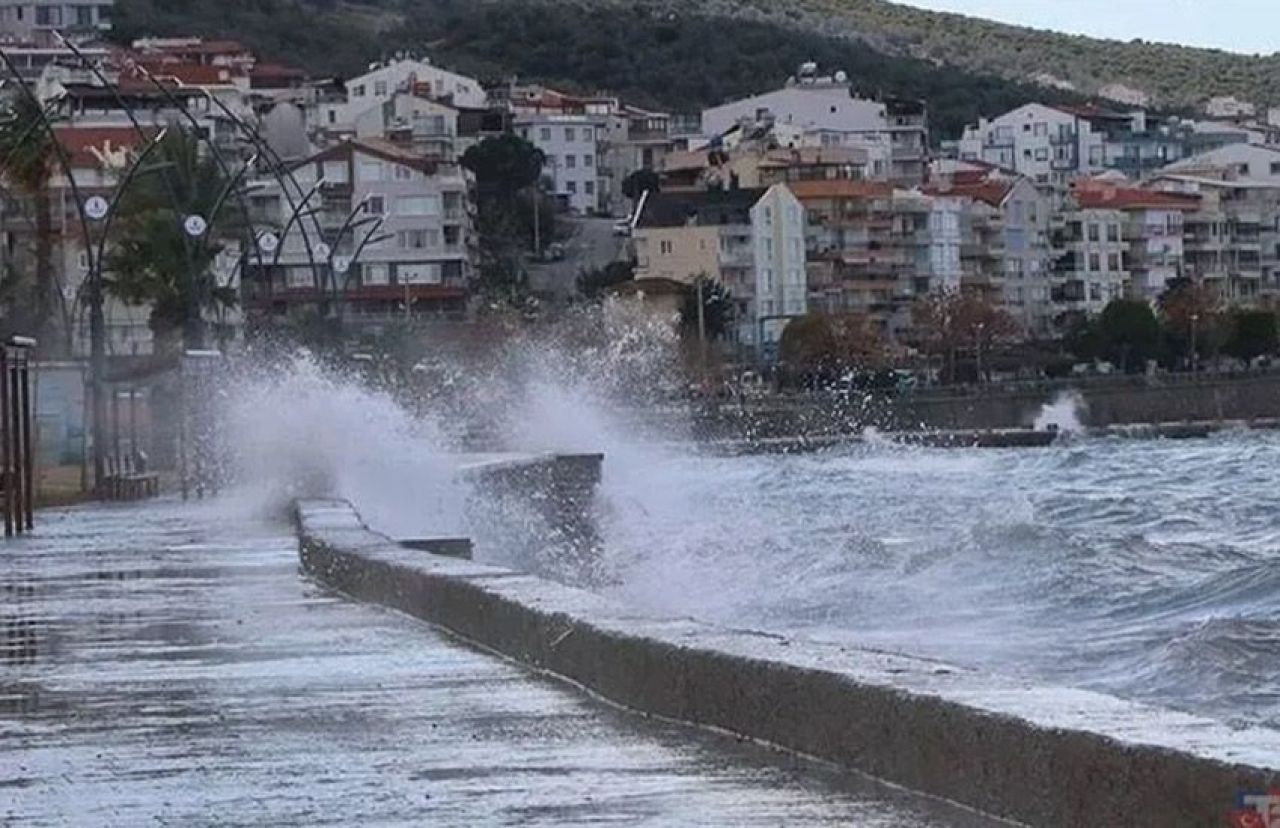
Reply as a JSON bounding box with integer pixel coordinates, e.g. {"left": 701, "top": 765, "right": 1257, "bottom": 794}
{"left": 296, "top": 499, "right": 1280, "bottom": 827}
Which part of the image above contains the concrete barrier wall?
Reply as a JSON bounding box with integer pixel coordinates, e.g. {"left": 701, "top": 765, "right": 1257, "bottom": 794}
{"left": 692, "top": 374, "right": 1280, "bottom": 438}
{"left": 295, "top": 499, "right": 1280, "bottom": 827}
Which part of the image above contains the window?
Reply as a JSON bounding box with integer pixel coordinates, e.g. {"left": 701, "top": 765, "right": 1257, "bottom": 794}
{"left": 327, "top": 110, "right": 336, "bottom": 125}
{"left": 1108, "top": 253, "right": 1120, "bottom": 271}
{"left": 396, "top": 195, "right": 439, "bottom": 216}
{"left": 363, "top": 263, "right": 390, "bottom": 285}
{"left": 36, "top": 5, "right": 61, "bottom": 25}
{"left": 1271, "top": 162, "right": 1280, "bottom": 175}
{"left": 374, "top": 81, "right": 388, "bottom": 97}
{"left": 357, "top": 159, "right": 384, "bottom": 182}
{"left": 1087, "top": 223, "right": 1100, "bottom": 242}
{"left": 322, "top": 160, "right": 348, "bottom": 183}
{"left": 565, "top": 155, "right": 576, "bottom": 169}
{"left": 565, "top": 127, "right": 576, "bottom": 142}
{"left": 365, "top": 195, "right": 385, "bottom": 215}
{"left": 352, "top": 84, "right": 366, "bottom": 97}
{"left": 394, "top": 165, "right": 416, "bottom": 181}
{"left": 584, "top": 154, "right": 594, "bottom": 168}
{"left": 566, "top": 181, "right": 576, "bottom": 194}
{"left": 398, "top": 262, "right": 441, "bottom": 284}
{"left": 540, "top": 127, "right": 551, "bottom": 142}
{"left": 1034, "top": 122, "right": 1047, "bottom": 137}
{"left": 1088, "top": 253, "right": 1100, "bottom": 272}
{"left": 659, "top": 240, "right": 673, "bottom": 255}
{"left": 584, "top": 181, "right": 594, "bottom": 195}
{"left": 1107, "top": 224, "right": 1119, "bottom": 242}
{"left": 76, "top": 5, "right": 93, "bottom": 26}
{"left": 398, "top": 230, "right": 428, "bottom": 249}
{"left": 1035, "top": 148, "right": 1048, "bottom": 161}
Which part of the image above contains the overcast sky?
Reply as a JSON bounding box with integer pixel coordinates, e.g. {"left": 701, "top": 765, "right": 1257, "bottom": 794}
{"left": 899, "top": 1, "right": 1280, "bottom": 55}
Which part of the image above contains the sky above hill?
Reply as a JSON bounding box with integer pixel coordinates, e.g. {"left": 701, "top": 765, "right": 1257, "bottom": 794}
{"left": 900, "top": 1, "right": 1280, "bottom": 55}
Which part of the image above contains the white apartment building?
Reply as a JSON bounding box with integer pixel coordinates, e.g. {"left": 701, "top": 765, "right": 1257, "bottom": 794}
{"left": 515, "top": 114, "right": 607, "bottom": 214}
{"left": 751, "top": 184, "right": 808, "bottom": 348}
{"left": 958, "top": 103, "right": 1108, "bottom": 187}
{"left": 700, "top": 67, "right": 927, "bottom": 184}
{"left": 1162, "top": 143, "right": 1280, "bottom": 182}
{"left": 315, "top": 57, "right": 485, "bottom": 140}
{"left": 0, "top": 0, "right": 111, "bottom": 45}
{"left": 354, "top": 91, "right": 459, "bottom": 162}
{"left": 1051, "top": 205, "right": 1129, "bottom": 316}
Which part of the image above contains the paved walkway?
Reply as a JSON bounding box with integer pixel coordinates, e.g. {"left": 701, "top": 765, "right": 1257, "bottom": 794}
{"left": 1, "top": 500, "right": 1006, "bottom": 826}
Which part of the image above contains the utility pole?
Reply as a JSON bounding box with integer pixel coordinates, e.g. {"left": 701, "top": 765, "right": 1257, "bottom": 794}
{"left": 532, "top": 180, "right": 542, "bottom": 259}
{"left": 696, "top": 275, "right": 707, "bottom": 386}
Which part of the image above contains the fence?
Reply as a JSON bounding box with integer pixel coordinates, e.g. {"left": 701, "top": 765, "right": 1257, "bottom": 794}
{"left": 2, "top": 338, "right": 35, "bottom": 535}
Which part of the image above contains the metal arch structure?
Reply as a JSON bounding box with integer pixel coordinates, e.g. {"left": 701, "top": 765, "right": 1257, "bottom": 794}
{"left": 0, "top": 45, "right": 116, "bottom": 490}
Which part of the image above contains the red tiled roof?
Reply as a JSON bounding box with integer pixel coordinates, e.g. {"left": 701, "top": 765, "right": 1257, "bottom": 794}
{"left": 53, "top": 126, "right": 152, "bottom": 168}
{"left": 1073, "top": 183, "right": 1200, "bottom": 210}
{"left": 134, "top": 60, "right": 241, "bottom": 85}
{"left": 786, "top": 179, "right": 894, "bottom": 200}
{"left": 923, "top": 179, "right": 1015, "bottom": 207}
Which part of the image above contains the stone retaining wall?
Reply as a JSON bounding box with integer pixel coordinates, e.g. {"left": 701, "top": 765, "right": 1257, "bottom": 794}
{"left": 295, "top": 498, "right": 1280, "bottom": 827}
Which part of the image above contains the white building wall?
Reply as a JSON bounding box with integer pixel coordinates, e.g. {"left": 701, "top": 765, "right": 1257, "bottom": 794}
{"left": 515, "top": 114, "right": 606, "bottom": 214}
{"left": 750, "top": 184, "right": 807, "bottom": 347}
{"left": 957, "top": 103, "right": 1105, "bottom": 186}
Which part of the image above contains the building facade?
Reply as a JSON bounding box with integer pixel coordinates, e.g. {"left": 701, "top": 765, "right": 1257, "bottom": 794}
{"left": 246, "top": 139, "right": 471, "bottom": 323}
{"left": 700, "top": 68, "right": 927, "bottom": 185}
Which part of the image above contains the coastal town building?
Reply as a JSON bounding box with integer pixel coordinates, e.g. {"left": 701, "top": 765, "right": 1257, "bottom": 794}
{"left": 631, "top": 185, "right": 806, "bottom": 352}
{"left": 245, "top": 138, "right": 472, "bottom": 323}
{"left": 700, "top": 66, "right": 927, "bottom": 185}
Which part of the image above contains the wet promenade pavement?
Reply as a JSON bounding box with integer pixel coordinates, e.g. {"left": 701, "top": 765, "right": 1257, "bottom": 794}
{"left": 1, "top": 500, "right": 1006, "bottom": 826}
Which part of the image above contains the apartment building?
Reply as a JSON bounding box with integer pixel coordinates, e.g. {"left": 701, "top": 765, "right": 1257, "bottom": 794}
{"left": 1148, "top": 144, "right": 1280, "bottom": 301}
{"left": 515, "top": 114, "right": 607, "bottom": 214}
{"left": 790, "top": 180, "right": 961, "bottom": 340}
{"left": 601, "top": 105, "right": 677, "bottom": 216}
{"left": 246, "top": 139, "right": 471, "bottom": 321}
{"left": 956, "top": 104, "right": 1250, "bottom": 186}
{"left": 1050, "top": 204, "right": 1129, "bottom": 317}
{"left": 631, "top": 185, "right": 806, "bottom": 352}
{"left": 929, "top": 175, "right": 1057, "bottom": 337}
{"left": 700, "top": 66, "right": 927, "bottom": 185}
{"left": 354, "top": 91, "right": 459, "bottom": 163}
{"left": 0, "top": 0, "right": 111, "bottom": 45}
{"left": 751, "top": 185, "right": 809, "bottom": 347}
{"left": 314, "top": 56, "right": 486, "bottom": 143}
{"left": 1071, "top": 183, "right": 1199, "bottom": 302}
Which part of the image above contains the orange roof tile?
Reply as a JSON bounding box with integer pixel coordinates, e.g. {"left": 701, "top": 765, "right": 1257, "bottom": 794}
{"left": 1073, "top": 184, "right": 1200, "bottom": 210}
{"left": 785, "top": 179, "right": 894, "bottom": 200}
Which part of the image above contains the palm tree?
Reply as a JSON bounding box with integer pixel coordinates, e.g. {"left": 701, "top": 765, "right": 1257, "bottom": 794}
{"left": 0, "top": 95, "right": 58, "bottom": 352}
{"left": 106, "top": 128, "right": 242, "bottom": 354}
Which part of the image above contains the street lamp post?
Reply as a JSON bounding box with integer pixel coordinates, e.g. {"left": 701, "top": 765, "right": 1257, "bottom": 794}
{"left": 1190, "top": 312, "right": 1200, "bottom": 374}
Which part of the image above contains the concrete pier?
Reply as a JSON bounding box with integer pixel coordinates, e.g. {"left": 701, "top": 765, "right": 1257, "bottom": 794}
{"left": 297, "top": 498, "right": 1280, "bottom": 828}
{"left": 1, "top": 500, "right": 999, "bottom": 826}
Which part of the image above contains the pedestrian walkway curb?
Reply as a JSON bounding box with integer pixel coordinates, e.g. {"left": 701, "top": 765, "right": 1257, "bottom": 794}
{"left": 295, "top": 498, "right": 1279, "bottom": 827}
